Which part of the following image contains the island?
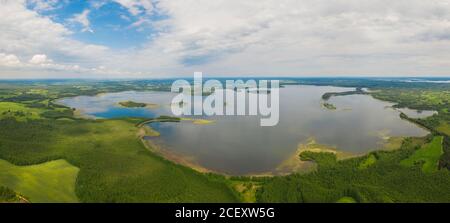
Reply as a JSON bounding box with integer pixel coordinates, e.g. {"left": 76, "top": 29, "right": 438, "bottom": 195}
{"left": 322, "top": 87, "right": 367, "bottom": 100}
{"left": 118, "top": 101, "right": 159, "bottom": 109}
{"left": 322, "top": 102, "right": 337, "bottom": 110}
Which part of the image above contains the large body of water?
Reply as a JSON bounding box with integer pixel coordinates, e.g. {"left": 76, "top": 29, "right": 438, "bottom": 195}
{"left": 58, "top": 85, "right": 431, "bottom": 175}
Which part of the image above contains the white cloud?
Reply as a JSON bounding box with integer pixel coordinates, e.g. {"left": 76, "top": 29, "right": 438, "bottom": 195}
{"left": 0, "top": 53, "right": 22, "bottom": 67}
{"left": 2, "top": 0, "right": 450, "bottom": 78}
{"left": 29, "top": 54, "right": 53, "bottom": 64}
{"left": 0, "top": 0, "right": 109, "bottom": 59}
{"left": 113, "top": 0, "right": 154, "bottom": 16}
{"left": 0, "top": 0, "right": 122, "bottom": 78}
{"left": 130, "top": 0, "right": 450, "bottom": 76}
{"left": 26, "top": 0, "right": 60, "bottom": 12}
{"left": 69, "top": 9, "right": 94, "bottom": 33}
{"left": 0, "top": 52, "right": 136, "bottom": 78}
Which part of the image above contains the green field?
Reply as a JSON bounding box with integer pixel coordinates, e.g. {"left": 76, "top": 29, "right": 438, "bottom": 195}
{"left": 337, "top": 196, "right": 357, "bottom": 203}
{"left": 0, "top": 102, "right": 43, "bottom": 121}
{"left": 0, "top": 118, "right": 238, "bottom": 202}
{"left": 0, "top": 159, "right": 79, "bottom": 202}
{"left": 401, "top": 136, "right": 444, "bottom": 173}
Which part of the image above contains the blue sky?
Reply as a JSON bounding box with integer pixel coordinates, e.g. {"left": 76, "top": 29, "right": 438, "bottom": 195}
{"left": 1, "top": 0, "right": 450, "bottom": 78}
{"left": 27, "top": 0, "right": 160, "bottom": 49}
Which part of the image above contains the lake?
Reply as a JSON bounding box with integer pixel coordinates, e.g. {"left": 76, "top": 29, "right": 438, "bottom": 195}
{"left": 58, "top": 85, "right": 430, "bottom": 175}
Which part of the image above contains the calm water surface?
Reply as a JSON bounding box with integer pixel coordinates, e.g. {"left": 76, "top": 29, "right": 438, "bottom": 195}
{"left": 58, "top": 85, "right": 430, "bottom": 175}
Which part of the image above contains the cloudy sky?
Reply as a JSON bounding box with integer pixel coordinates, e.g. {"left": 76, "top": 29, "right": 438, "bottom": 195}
{"left": 1, "top": 0, "right": 450, "bottom": 78}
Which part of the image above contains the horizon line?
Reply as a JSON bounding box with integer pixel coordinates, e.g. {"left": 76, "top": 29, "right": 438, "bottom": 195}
{"left": 0, "top": 76, "right": 450, "bottom": 81}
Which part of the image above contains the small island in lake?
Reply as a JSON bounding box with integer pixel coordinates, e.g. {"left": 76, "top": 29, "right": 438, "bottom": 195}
{"left": 181, "top": 118, "right": 216, "bottom": 125}
{"left": 322, "top": 102, "right": 337, "bottom": 110}
{"left": 322, "top": 87, "right": 367, "bottom": 100}
{"left": 118, "top": 101, "right": 159, "bottom": 109}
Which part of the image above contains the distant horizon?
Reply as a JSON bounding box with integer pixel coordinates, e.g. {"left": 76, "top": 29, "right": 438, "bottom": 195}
{"left": 0, "top": 76, "right": 450, "bottom": 81}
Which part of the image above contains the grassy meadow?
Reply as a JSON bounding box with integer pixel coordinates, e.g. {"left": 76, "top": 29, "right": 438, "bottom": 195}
{"left": 401, "top": 136, "right": 444, "bottom": 173}
{"left": 0, "top": 159, "right": 78, "bottom": 202}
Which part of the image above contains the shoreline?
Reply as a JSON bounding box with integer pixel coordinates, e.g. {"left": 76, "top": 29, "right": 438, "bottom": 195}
{"left": 55, "top": 86, "right": 436, "bottom": 178}
{"left": 140, "top": 136, "right": 213, "bottom": 174}
{"left": 138, "top": 124, "right": 409, "bottom": 177}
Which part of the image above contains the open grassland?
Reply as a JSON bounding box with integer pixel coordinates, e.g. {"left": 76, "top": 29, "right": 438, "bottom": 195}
{"left": 0, "top": 118, "right": 238, "bottom": 202}
{"left": 401, "top": 136, "right": 444, "bottom": 173}
{"left": 0, "top": 102, "right": 43, "bottom": 121}
{"left": 337, "top": 196, "right": 357, "bottom": 203}
{"left": 0, "top": 159, "right": 78, "bottom": 202}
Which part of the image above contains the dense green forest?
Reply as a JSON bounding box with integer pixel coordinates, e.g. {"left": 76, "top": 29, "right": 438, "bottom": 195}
{"left": 0, "top": 78, "right": 449, "bottom": 203}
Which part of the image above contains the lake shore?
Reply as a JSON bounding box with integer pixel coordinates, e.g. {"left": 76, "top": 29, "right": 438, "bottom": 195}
{"left": 58, "top": 86, "right": 434, "bottom": 177}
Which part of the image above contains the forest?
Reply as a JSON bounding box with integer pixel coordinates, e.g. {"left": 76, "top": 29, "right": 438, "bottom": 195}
{"left": 0, "top": 78, "right": 448, "bottom": 203}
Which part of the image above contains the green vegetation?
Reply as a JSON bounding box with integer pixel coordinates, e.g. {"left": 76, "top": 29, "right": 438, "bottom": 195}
{"left": 118, "top": 101, "right": 159, "bottom": 109}
{"left": 319, "top": 79, "right": 450, "bottom": 171}
{"left": 0, "top": 78, "right": 449, "bottom": 203}
{"left": 0, "top": 102, "right": 43, "bottom": 121}
{"left": 228, "top": 181, "right": 261, "bottom": 203}
{"left": 358, "top": 154, "right": 377, "bottom": 170}
{"left": 337, "top": 196, "right": 357, "bottom": 203}
{"left": 0, "top": 159, "right": 79, "bottom": 202}
{"left": 322, "top": 88, "right": 367, "bottom": 100}
{"left": 0, "top": 83, "right": 237, "bottom": 202}
{"left": 0, "top": 186, "right": 23, "bottom": 202}
{"left": 372, "top": 88, "right": 449, "bottom": 113}
{"left": 300, "top": 151, "right": 337, "bottom": 169}
{"left": 118, "top": 101, "right": 147, "bottom": 108}
{"left": 401, "top": 136, "right": 444, "bottom": 173}
{"left": 322, "top": 102, "right": 336, "bottom": 110}
{"left": 372, "top": 88, "right": 449, "bottom": 139}
{"left": 181, "top": 118, "right": 216, "bottom": 125}
{"left": 0, "top": 118, "right": 237, "bottom": 202}
{"left": 256, "top": 137, "right": 450, "bottom": 202}
{"left": 437, "top": 122, "right": 450, "bottom": 136}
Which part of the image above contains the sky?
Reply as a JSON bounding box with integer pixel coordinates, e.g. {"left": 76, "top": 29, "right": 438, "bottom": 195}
{"left": 1, "top": 0, "right": 450, "bottom": 79}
